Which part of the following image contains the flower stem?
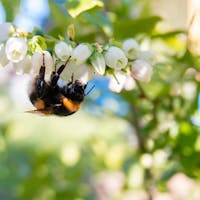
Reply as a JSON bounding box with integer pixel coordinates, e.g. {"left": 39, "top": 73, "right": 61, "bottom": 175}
{"left": 134, "top": 79, "right": 148, "bottom": 99}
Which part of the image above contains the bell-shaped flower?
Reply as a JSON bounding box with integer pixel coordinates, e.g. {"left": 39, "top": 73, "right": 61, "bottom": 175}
{"left": 54, "top": 41, "right": 73, "bottom": 61}
{"left": 61, "top": 62, "right": 95, "bottom": 83}
{"left": 90, "top": 52, "right": 106, "bottom": 75}
{"left": 60, "top": 61, "right": 76, "bottom": 81}
{"left": 74, "top": 64, "right": 96, "bottom": 83}
{"left": 14, "top": 55, "right": 32, "bottom": 74}
{"left": 31, "top": 51, "right": 53, "bottom": 75}
{"left": 124, "top": 76, "right": 136, "bottom": 91}
{"left": 70, "top": 44, "right": 93, "bottom": 66}
{"left": 109, "top": 72, "right": 127, "bottom": 93}
{"left": 122, "top": 39, "right": 139, "bottom": 60}
{"left": 0, "top": 23, "right": 14, "bottom": 43}
{"left": 5, "top": 37, "right": 28, "bottom": 63}
{"left": 0, "top": 44, "right": 9, "bottom": 67}
{"left": 105, "top": 46, "right": 128, "bottom": 70}
{"left": 131, "top": 59, "right": 153, "bottom": 83}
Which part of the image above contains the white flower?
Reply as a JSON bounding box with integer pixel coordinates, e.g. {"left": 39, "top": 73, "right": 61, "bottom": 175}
{"left": 90, "top": 53, "right": 106, "bottom": 75}
{"left": 61, "top": 63, "right": 96, "bottom": 83}
{"left": 109, "top": 72, "right": 127, "bottom": 93}
{"left": 124, "top": 76, "right": 136, "bottom": 91}
{"left": 131, "top": 59, "right": 153, "bottom": 83}
{"left": 75, "top": 64, "right": 96, "bottom": 83}
{"left": 105, "top": 46, "right": 128, "bottom": 70}
{"left": 122, "top": 39, "right": 139, "bottom": 60}
{"left": 0, "top": 23, "right": 14, "bottom": 43}
{"left": 70, "top": 44, "right": 93, "bottom": 65}
{"left": 31, "top": 51, "right": 53, "bottom": 75}
{"left": 54, "top": 41, "right": 73, "bottom": 61}
{"left": 13, "top": 55, "right": 32, "bottom": 74}
{"left": 0, "top": 44, "right": 9, "bottom": 67}
{"left": 60, "top": 61, "right": 77, "bottom": 81}
{"left": 5, "top": 37, "right": 28, "bottom": 63}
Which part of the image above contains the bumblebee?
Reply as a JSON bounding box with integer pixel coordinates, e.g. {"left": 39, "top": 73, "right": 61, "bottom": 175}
{"left": 28, "top": 55, "right": 89, "bottom": 116}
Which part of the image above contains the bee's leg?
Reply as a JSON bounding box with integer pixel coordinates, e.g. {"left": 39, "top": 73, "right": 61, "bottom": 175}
{"left": 85, "top": 84, "right": 95, "bottom": 96}
{"left": 34, "top": 53, "right": 48, "bottom": 97}
{"left": 29, "top": 54, "right": 49, "bottom": 108}
{"left": 61, "top": 73, "right": 74, "bottom": 96}
{"left": 67, "top": 73, "right": 74, "bottom": 87}
{"left": 50, "top": 56, "right": 71, "bottom": 87}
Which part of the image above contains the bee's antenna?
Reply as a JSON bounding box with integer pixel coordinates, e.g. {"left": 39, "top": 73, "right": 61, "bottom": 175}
{"left": 42, "top": 53, "right": 45, "bottom": 67}
{"left": 85, "top": 85, "right": 95, "bottom": 96}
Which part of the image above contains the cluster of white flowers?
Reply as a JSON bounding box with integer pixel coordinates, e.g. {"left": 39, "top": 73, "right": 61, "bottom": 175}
{"left": 0, "top": 23, "right": 155, "bottom": 92}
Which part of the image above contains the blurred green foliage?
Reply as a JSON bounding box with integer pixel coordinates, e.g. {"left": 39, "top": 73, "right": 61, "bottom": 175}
{"left": 1, "top": 0, "right": 200, "bottom": 199}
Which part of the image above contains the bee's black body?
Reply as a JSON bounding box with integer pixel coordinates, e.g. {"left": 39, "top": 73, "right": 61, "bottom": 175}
{"left": 29, "top": 55, "right": 87, "bottom": 116}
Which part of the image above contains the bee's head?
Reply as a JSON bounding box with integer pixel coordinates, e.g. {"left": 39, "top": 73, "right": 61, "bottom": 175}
{"left": 68, "top": 80, "right": 87, "bottom": 102}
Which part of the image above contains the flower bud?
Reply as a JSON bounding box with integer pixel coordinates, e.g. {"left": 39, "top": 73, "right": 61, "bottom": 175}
{"left": 105, "top": 46, "right": 128, "bottom": 70}
{"left": 31, "top": 51, "right": 53, "bottom": 75}
{"left": 122, "top": 39, "right": 139, "bottom": 60}
{"left": 90, "top": 52, "right": 106, "bottom": 75}
{"left": 70, "top": 44, "right": 93, "bottom": 65}
{"left": 67, "top": 24, "right": 75, "bottom": 40}
{"left": 5, "top": 37, "right": 28, "bottom": 63}
{"left": 0, "top": 23, "right": 14, "bottom": 43}
{"left": 54, "top": 41, "right": 73, "bottom": 61}
{"left": 0, "top": 44, "right": 9, "bottom": 67}
{"left": 131, "top": 59, "right": 153, "bottom": 82}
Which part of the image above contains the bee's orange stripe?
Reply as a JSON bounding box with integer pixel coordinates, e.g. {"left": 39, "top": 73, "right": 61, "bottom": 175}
{"left": 62, "top": 98, "right": 80, "bottom": 112}
{"left": 34, "top": 99, "right": 45, "bottom": 110}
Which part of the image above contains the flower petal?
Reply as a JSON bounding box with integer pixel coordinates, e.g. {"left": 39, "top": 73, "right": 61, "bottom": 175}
{"left": 105, "top": 46, "right": 128, "bottom": 70}
{"left": 0, "top": 44, "right": 9, "bottom": 67}
{"left": 31, "top": 51, "right": 53, "bottom": 75}
{"left": 91, "top": 53, "right": 106, "bottom": 75}
{"left": 0, "top": 23, "right": 14, "bottom": 43}
{"left": 109, "top": 72, "right": 127, "bottom": 93}
{"left": 5, "top": 37, "right": 28, "bottom": 63}
{"left": 55, "top": 41, "right": 73, "bottom": 61}
{"left": 71, "top": 44, "right": 93, "bottom": 66}
{"left": 13, "top": 55, "right": 32, "bottom": 74}
{"left": 131, "top": 59, "right": 153, "bottom": 82}
{"left": 122, "top": 39, "right": 139, "bottom": 60}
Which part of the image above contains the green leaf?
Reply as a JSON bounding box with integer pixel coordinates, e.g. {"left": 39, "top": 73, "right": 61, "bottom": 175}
{"left": 151, "top": 30, "right": 186, "bottom": 39}
{"left": 49, "top": 1, "right": 70, "bottom": 26}
{"left": 1, "top": 0, "right": 21, "bottom": 21}
{"left": 28, "top": 36, "right": 47, "bottom": 53}
{"left": 67, "top": 0, "right": 104, "bottom": 18}
{"left": 113, "top": 16, "right": 161, "bottom": 39}
{"left": 82, "top": 10, "right": 113, "bottom": 37}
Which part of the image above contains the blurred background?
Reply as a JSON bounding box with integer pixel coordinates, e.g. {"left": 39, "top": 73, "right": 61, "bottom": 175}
{"left": 1, "top": 0, "right": 200, "bottom": 199}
